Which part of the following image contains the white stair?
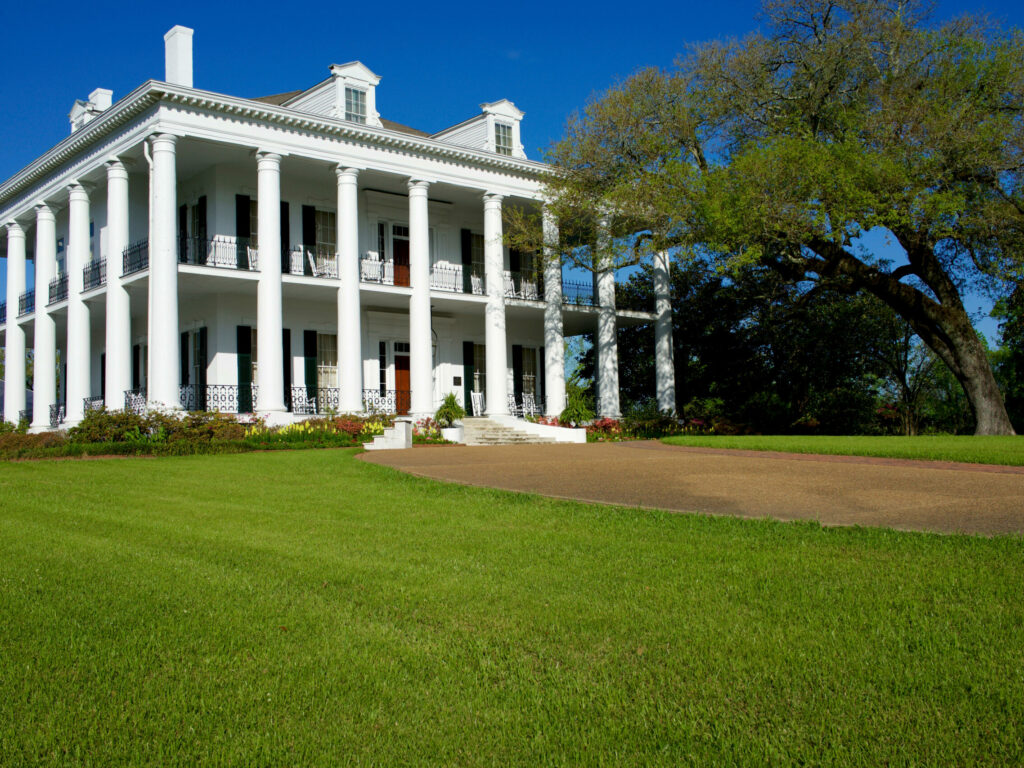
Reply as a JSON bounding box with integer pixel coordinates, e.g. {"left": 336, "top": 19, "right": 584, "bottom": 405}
{"left": 461, "top": 417, "right": 560, "bottom": 446}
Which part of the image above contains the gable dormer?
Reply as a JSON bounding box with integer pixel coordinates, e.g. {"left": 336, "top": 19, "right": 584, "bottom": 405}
{"left": 69, "top": 88, "right": 113, "bottom": 133}
{"left": 433, "top": 99, "right": 526, "bottom": 159}
{"left": 284, "top": 61, "right": 382, "bottom": 127}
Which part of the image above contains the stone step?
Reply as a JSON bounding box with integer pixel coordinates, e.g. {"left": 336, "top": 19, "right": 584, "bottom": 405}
{"left": 459, "top": 417, "right": 560, "bottom": 446}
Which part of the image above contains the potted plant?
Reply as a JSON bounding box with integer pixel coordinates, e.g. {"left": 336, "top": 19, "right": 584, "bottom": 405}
{"left": 435, "top": 392, "right": 466, "bottom": 443}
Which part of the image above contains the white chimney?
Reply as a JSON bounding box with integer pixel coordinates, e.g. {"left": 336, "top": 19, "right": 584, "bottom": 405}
{"left": 89, "top": 88, "right": 113, "bottom": 111}
{"left": 164, "top": 25, "right": 194, "bottom": 88}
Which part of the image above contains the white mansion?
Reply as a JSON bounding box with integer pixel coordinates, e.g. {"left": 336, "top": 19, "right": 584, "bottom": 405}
{"left": 0, "top": 26, "right": 675, "bottom": 430}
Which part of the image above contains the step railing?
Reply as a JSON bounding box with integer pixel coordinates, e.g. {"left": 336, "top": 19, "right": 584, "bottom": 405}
{"left": 49, "top": 403, "right": 65, "bottom": 429}
{"left": 83, "top": 395, "right": 104, "bottom": 414}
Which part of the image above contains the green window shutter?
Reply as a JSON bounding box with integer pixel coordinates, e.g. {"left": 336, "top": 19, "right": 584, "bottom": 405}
{"left": 237, "top": 325, "right": 252, "bottom": 413}
{"left": 197, "top": 327, "right": 208, "bottom": 410}
{"left": 196, "top": 196, "right": 207, "bottom": 241}
{"left": 235, "top": 195, "right": 251, "bottom": 269}
{"left": 302, "top": 206, "right": 316, "bottom": 276}
{"left": 178, "top": 204, "right": 188, "bottom": 263}
{"left": 282, "top": 328, "right": 292, "bottom": 411}
{"left": 132, "top": 344, "right": 141, "bottom": 390}
{"left": 280, "top": 201, "right": 291, "bottom": 273}
{"left": 463, "top": 341, "right": 475, "bottom": 408}
{"left": 461, "top": 228, "right": 472, "bottom": 293}
{"left": 180, "top": 332, "right": 190, "bottom": 386}
{"left": 512, "top": 345, "right": 523, "bottom": 402}
{"left": 304, "top": 330, "right": 318, "bottom": 400}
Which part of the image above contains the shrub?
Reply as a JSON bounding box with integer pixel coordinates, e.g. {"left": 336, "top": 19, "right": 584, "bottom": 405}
{"left": 435, "top": 392, "right": 466, "bottom": 428}
{"left": 560, "top": 381, "right": 594, "bottom": 425}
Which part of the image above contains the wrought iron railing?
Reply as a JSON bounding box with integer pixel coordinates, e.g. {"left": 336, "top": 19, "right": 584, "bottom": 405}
{"left": 205, "top": 384, "right": 259, "bottom": 414}
{"left": 83, "top": 259, "right": 106, "bottom": 291}
{"left": 360, "top": 255, "right": 397, "bottom": 286}
{"left": 48, "top": 274, "right": 69, "bottom": 305}
{"left": 562, "top": 279, "right": 597, "bottom": 306}
{"left": 84, "top": 395, "right": 104, "bottom": 413}
{"left": 288, "top": 246, "right": 339, "bottom": 279}
{"left": 179, "top": 237, "right": 258, "bottom": 271}
{"left": 124, "top": 388, "right": 147, "bottom": 415}
{"left": 503, "top": 270, "right": 544, "bottom": 301}
{"left": 19, "top": 291, "right": 34, "bottom": 316}
{"left": 49, "top": 403, "right": 65, "bottom": 429}
{"left": 18, "top": 409, "right": 30, "bottom": 424}
{"left": 429, "top": 263, "right": 486, "bottom": 295}
{"left": 123, "top": 240, "right": 149, "bottom": 275}
{"left": 362, "top": 388, "right": 411, "bottom": 414}
{"left": 0, "top": 302, "right": 5, "bottom": 324}
{"left": 289, "top": 386, "right": 340, "bottom": 415}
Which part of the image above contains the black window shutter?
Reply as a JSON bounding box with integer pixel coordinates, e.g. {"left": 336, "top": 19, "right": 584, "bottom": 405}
{"left": 460, "top": 228, "right": 473, "bottom": 293}
{"left": 510, "top": 248, "right": 521, "bottom": 273}
{"left": 178, "top": 204, "right": 188, "bottom": 263}
{"left": 196, "top": 196, "right": 208, "bottom": 241}
{"left": 280, "top": 201, "right": 291, "bottom": 273}
{"left": 237, "top": 325, "right": 252, "bottom": 413}
{"left": 512, "top": 345, "right": 523, "bottom": 402}
{"left": 197, "top": 327, "right": 208, "bottom": 409}
{"left": 304, "top": 330, "right": 318, "bottom": 399}
{"left": 539, "top": 346, "right": 546, "bottom": 409}
{"left": 462, "top": 341, "right": 475, "bottom": 407}
{"left": 235, "top": 195, "right": 251, "bottom": 270}
{"left": 180, "top": 332, "right": 190, "bottom": 386}
{"left": 132, "top": 344, "right": 141, "bottom": 390}
{"left": 100, "top": 353, "right": 106, "bottom": 400}
{"left": 282, "top": 328, "right": 292, "bottom": 410}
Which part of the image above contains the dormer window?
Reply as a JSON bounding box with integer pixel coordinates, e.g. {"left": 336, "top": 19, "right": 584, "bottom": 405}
{"left": 494, "top": 123, "right": 513, "bottom": 156}
{"left": 345, "top": 87, "right": 367, "bottom": 124}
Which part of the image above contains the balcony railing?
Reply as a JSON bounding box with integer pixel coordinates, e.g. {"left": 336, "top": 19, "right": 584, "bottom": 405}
{"left": 18, "top": 291, "right": 34, "bottom": 316}
{"left": 82, "top": 259, "right": 106, "bottom": 291}
{"left": 503, "top": 270, "right": 544, "bottom": 301}
{"left": 123, "top": 240, "right": 149, "bottom": 276}
{"left": 49, "top": 403, "right": 65, "bottom": 429}
{"left": 430, "top": 263, "right": 485, "bottom": 295}
{"left": 288, "top": 246, "right": 338, "bottom": 279}
{"left": 180, "top": 237, "right": 258, "bottom": 271}
{"left": 0, "top": 302, "right": 5, "bottom": 324}
{"left": 360, "top": 254, "right": 398, "bottom": 286}
{"left": 124, "top": 388, "right": 147, "bottom": 415}
{"left": 362, "top": 388, "right": 411, "bottom": 415}
{"left": 84, "top": 395, "right": 104, "bottom": 413}
{"left": 562, "top": 279, "right": 597, "bottom": 307}
{"left": 290, "top": 386, "right": 340, "bottom": 415}
{"left": 18, "top": 409, "right": 30, "bottom": 424}
{"left": 48, "top": 274, "right": 69, "bottom": 305}
{"left": 205, "top": 384, "right": 258, "bottom": 414}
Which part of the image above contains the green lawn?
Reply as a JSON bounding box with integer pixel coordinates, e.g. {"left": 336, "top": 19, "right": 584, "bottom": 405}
{"left": 1, "top": 450, "right": 1022, "bottom": 766}
{"left": 663, "top": 434, "right": 1024, "bottom": 465}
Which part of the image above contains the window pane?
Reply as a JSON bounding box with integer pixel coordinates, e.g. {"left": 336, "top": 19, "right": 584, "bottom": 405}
{"left": 495, "top": 123, "right": 513, "bottom": 155}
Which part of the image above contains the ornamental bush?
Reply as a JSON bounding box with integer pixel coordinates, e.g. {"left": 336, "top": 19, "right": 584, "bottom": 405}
{"left": 434, "top": 392, "right": 466, "bottom": 428}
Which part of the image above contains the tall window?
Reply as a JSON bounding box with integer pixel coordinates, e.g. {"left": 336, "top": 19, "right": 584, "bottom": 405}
{"left": 250, "top": 328, "right": 259, "bottom": 383}
{"left": 249, "top": 199, "right": 259, "bottom": 245}
{"left": 345, "top": 87, "right": 367, "bottom": 123}
{"left": 522, "top": 347, "right": 537, "bottom": 397}
{"left": 318, "top": 333, "right": 338, "bottom": 389}
{"left": 494, "top": 123, "right": 513, "bottom": 156}
{"left": 315, "top": 210, "right": 336, "bottom": 257}
{"left": 471, "top": 233, "right": 484, "bottom": 276}
{"left": 473, "top": 344, "right": 486, "bottom": 393}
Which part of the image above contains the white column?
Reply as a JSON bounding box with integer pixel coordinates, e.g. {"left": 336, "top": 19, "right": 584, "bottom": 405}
{"left": 336, "top": 166, "right": 363, "bottom": 413}
{"left": 4, "top": 223, "right": 27, "bottom": 424}
{"left": 595, "top": 216, "right": 620, "bottom": 418}
{"left": 65, "top": 183, "right": 91, "bottom": 425}
{"left": 256, "top": 151, "right": 286, "bottom": 414}
{"left": 32, "top": 204, "right": 57, "bottom": 430}
{"left": 483, "top": 193, "right": 508, "bottom": 416}
{"left": 148, "top": 134, "right": 180, "bottom": 410}
{"left": 542, "top": 206, "right": 566, "bottom": 417}
{"left": 105, "top": 160, "right": 131, "bottom": 409}
{"left": 408, "top": 180, "right": 433, "bottom": 417}
{"left": 653, "top": 250, "right": 676, "bottom": 414}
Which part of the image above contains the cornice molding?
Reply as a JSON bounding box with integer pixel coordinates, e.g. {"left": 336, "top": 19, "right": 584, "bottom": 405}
{"left": 0, "top": 81, "right": 552, "bottom": 210}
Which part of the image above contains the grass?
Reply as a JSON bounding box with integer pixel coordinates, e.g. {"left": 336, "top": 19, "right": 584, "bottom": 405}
{"left": 662, "top": 433, "right": 1024, "bottom": 465}
{"left": 0, "top": 449, "right": 1022, "bottom": 766}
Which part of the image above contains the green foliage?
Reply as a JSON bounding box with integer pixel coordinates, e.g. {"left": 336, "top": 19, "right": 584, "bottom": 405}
{"left": 559, "top": 379, "right": 594, "bottom": 425}
{"left": 434, "top": 392, "right": 466, "bottom": 428}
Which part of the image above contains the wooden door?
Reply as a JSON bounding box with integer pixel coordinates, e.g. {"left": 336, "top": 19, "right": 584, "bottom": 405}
{"left": 393, "top": 238, "right": 410, "bottom": 287}
{"left": 394, "top": 354, "right": 411, "bottom": 414}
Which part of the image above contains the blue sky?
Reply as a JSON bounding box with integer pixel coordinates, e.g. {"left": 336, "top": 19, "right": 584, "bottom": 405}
{"left": 2, "top": 0, "right": 1022, "bottom": 338}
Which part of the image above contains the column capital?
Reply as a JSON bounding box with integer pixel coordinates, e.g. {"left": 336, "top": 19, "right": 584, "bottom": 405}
{"left": 336, "top": 166, "right": 360, "bottom": 182}
{"left": 255, "top": 150, "right": 282, "bottom": 168}
{"left": 483, "top": 192, "right": 504, "bottom": 208}
{"left": 407, "top": 179, "right": 430, "bottom": 194}
{"left": 148, "top": 133, "right": 178, "bottom": 152}
{"left": 6, "top": 221, "right": 25, "bottom": 237}
{"left": 105, "top": 158, "right": 129, "bottom": 178}
{"left": 35, "top": 202, "right": 55, "bottom": 221}
{"left": 67, "top": 182, "right": 91, "bottom": 202}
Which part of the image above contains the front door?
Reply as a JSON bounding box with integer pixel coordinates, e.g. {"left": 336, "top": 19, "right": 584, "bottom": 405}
{"left": 394, "top": 354, "right": 410, "bottom": 414}
{"left": 393, "top": 232, "right": 410, "bottom": 287}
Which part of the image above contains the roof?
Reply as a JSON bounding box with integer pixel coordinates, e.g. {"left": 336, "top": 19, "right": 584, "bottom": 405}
{"left": 249, "top": 91, "right": 431, "bottom": 138}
